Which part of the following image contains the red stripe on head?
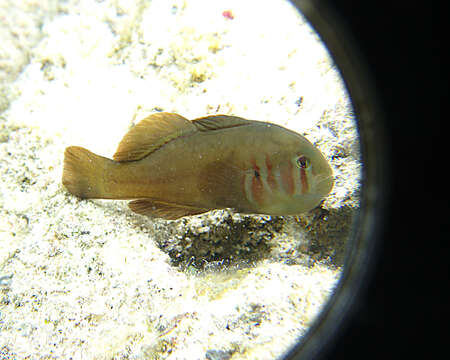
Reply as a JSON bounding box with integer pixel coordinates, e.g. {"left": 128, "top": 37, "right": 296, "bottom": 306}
{"left": 252, "top": 174, "right": 264, "bottom": 205}
{"left": 281, "top": 161, "right": 295, "bottom": 195}
{"left": 251, "top": 158, "right": 260, "bottom": 174}
{"left": 251, "top": 158, "right": 264, "bottom": 205}
{"left": 265, "top": 154, "right": 277, "bottom": 191}
{"left": 300, "top": 168, "right": 309, "bottom": 194}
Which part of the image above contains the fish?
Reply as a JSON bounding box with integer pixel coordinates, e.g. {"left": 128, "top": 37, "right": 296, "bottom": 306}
{"left": 62, "top": 113, "right": 333, "bottom": 220}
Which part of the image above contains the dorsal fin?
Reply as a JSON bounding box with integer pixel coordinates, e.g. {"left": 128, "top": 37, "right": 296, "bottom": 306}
{"left": 113, "top": 113, "right": 196, "bottom": 162}
{"left": 192, "top": 115, "right": 254, "bottom": 132}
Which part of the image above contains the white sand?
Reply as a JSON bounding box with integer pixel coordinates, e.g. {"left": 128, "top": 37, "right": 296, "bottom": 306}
{"left": 0, "top": 1, "right": 360, "bottom": 359}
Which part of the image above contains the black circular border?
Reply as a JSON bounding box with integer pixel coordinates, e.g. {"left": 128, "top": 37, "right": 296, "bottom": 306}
{"left": 284, "top": 1, "right": 389, "bottom": 359}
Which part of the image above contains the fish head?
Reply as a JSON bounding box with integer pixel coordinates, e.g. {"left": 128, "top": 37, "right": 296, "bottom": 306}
{"left": 244, "top": 125, "right": 334, "bottom": 215}
{"left": 281, "top": 139, "right": 334, "bottom": 213}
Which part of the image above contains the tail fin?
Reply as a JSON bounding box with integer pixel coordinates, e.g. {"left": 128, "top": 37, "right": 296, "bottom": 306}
{"left": 62, "top": 146, "right": 113, "bottom": 199}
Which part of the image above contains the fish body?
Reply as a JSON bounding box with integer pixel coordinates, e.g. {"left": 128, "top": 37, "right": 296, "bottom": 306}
{"left": 62, "top": 113, "right": 333, "bottom": 220}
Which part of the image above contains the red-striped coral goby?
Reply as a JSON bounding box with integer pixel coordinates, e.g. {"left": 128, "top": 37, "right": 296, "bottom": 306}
{"left": 62, "top": 113, "right": 333, "bottom": 220}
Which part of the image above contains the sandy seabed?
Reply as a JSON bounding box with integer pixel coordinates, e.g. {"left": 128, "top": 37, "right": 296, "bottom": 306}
{"left": 0, "top": 1, "right": 361, "bottom": 359}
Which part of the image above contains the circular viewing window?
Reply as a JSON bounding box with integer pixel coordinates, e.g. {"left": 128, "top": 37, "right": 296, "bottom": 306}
{"left": 0, "top": 1, "right": 386, "bottom": 359}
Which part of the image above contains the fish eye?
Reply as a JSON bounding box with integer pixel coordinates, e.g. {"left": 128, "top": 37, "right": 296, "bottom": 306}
{"left": 296, "top": 155, "right": 310, "bottom": 169}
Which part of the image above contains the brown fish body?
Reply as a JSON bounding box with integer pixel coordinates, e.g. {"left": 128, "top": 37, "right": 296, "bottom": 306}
{"left": 63, "top": 113, "right": 333, "bottom": 219}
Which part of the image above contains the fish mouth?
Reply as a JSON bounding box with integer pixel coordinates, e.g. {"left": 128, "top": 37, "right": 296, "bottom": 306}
{"left": 314, "top": 174, "right": 334, "bottom": 196}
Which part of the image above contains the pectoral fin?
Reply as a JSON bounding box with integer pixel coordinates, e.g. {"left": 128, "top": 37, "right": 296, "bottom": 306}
{"left": 197, "top": 159, "right": 246, "bottom": 210}
{"left": 128, "top": 199, "right": 211, "bottom": 220}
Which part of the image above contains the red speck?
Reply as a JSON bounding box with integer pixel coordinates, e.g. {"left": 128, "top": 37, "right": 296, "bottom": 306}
{"left": 222, "top": 10, "right": 234, "bottom": 20}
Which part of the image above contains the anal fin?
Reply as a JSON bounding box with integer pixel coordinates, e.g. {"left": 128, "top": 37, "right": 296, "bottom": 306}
{"left": 128, "top": 199, "right": 212, "bottom": 220}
